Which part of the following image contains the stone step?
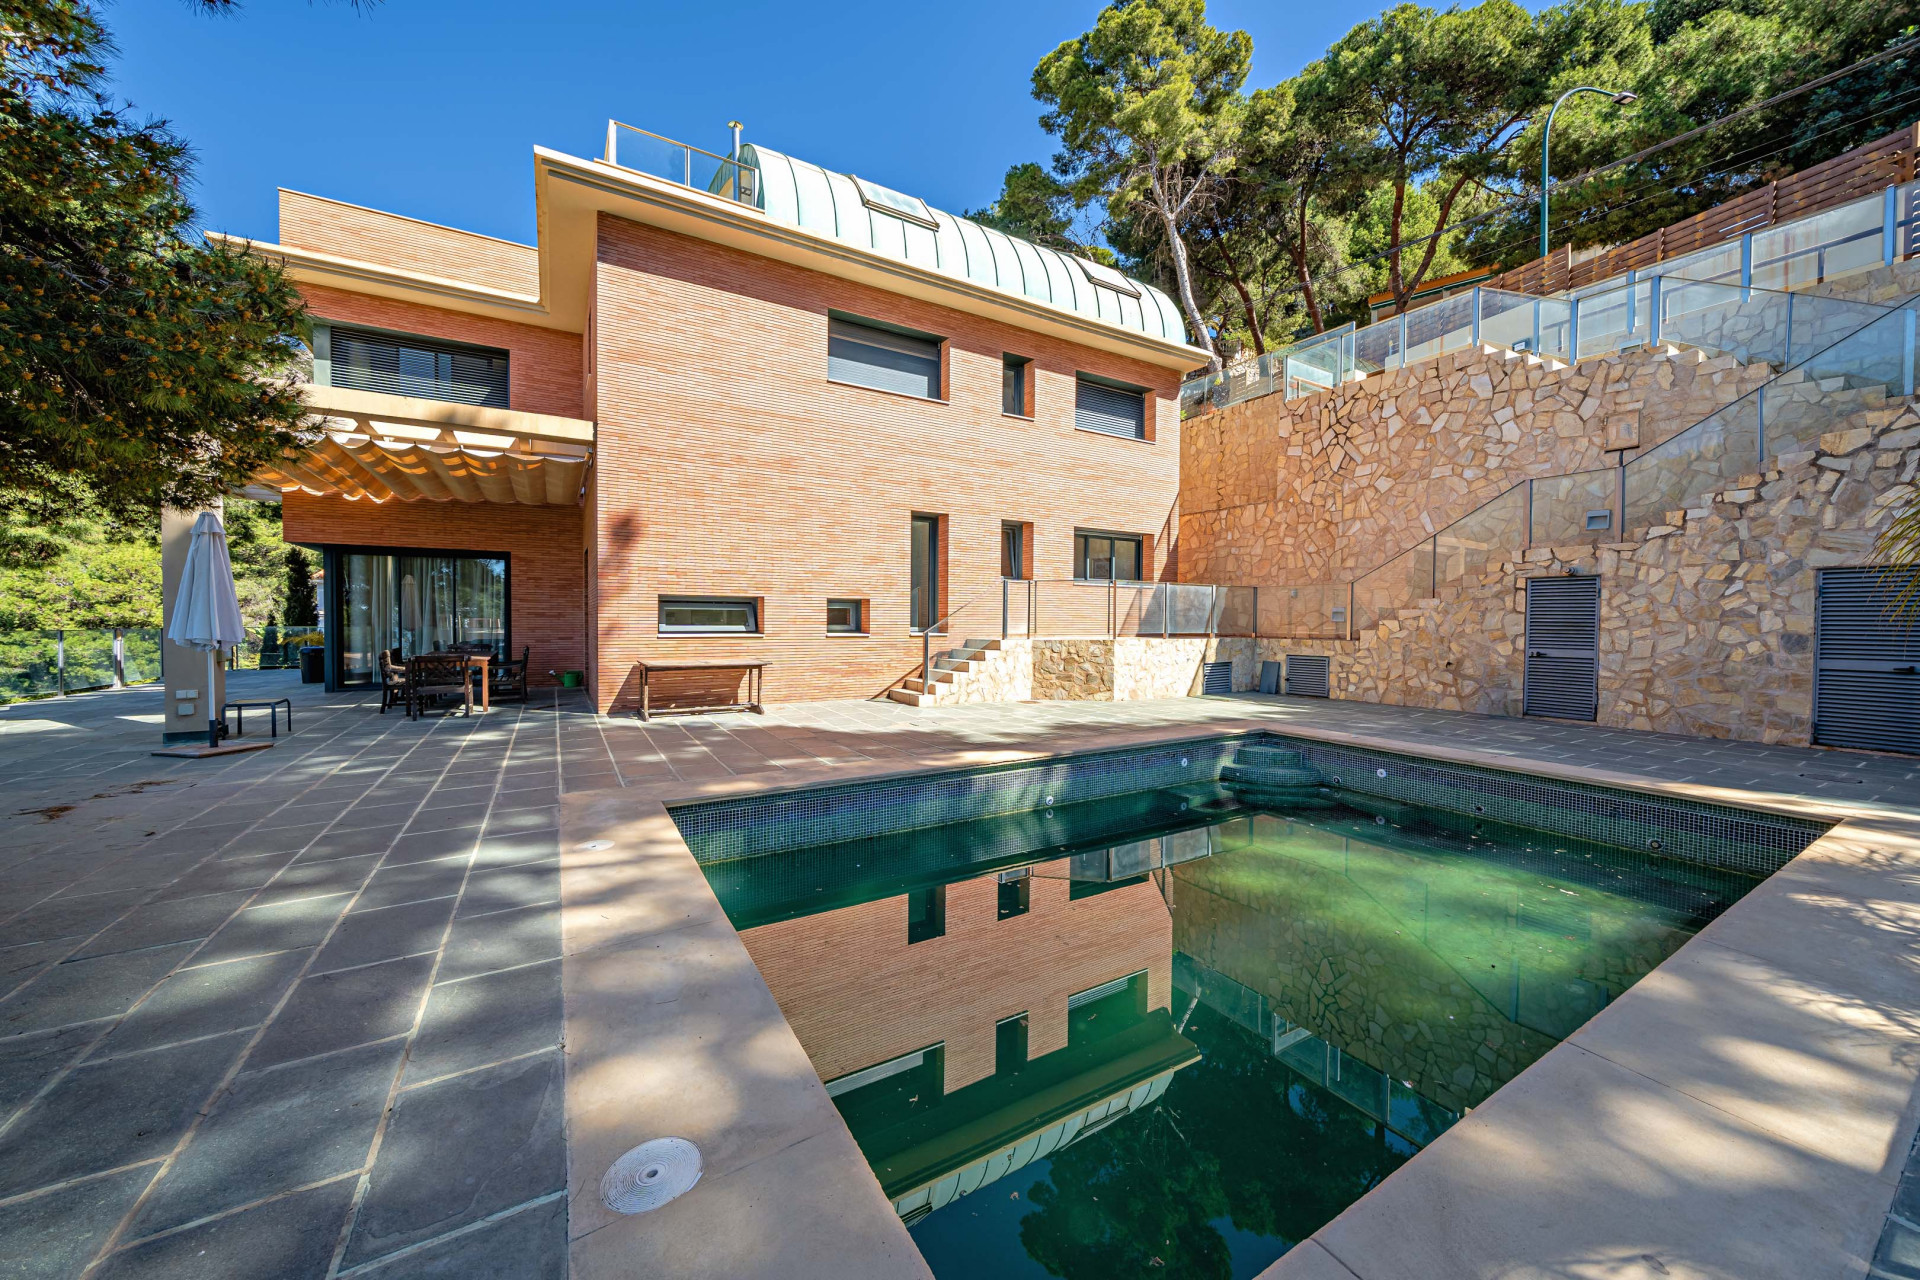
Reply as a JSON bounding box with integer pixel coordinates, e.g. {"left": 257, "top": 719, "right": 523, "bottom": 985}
{"left": 900, "top": 673, "right": 956, "bottom": 694}
{"left": 1232, "top": 744, "right": 1305, "bottom": 770}
{"left": 1221, "top": 762, "right": 1325, "bottom": 789}
{"left": 888, "top": 685, "right": 960, "bottom": 707}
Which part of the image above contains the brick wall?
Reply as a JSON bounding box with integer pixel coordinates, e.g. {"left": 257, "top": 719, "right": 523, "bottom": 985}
{"left": 590, "top": 213, "right": 1186, "bottom": 709}
{"left": 740, "top": 873, "right": 1171, "bottom": 1094}
{"left": 279, "top": 190, "right": 540, "bottom": 297}
{"left": 280, "top": 491, "right": 586, "bottom": 686}
{"left": 299, "top": 283, "right": 585, "bottom": 420}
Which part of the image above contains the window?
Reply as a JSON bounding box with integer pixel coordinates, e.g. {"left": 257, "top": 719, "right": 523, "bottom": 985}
{"left": 1073, "top": 256, "right": 1143, "bottom": 298}
{"left": 1075, "top": 374, "right": 1147, "bottom": 439}
{"left": 911, "top": 514, "right": 940, "bottom": 632}
{"left": 907, "top": 885, "right": 946, "bottom": 944}
{"left": 658, "top": 597, "right": 759, "bottom": 634}
{"left": 316, "top": 323, "right": 510, "bottom": 408}
{"left": 997, "top": 868, "right": 1030, "bottom": 920}
{"left": 826, "top": 599, "right": 865, "bottom": 634}
{"left": 827, "top": 315, "right": 943, "bottom": 400}
{"left": 1075, "top": 531, "right": 1143, "bottom": 582}
{"left": 1002, "top": 355, "right": 1030, "bottom": 416}
{"left": 852, "top": 176, "right": 938, "bottom": 229}
{"left": 995, "top": 1013, "right": 1029, "bottom": 1076}
{"left": 1001, "top": 522, "right": 1027, "bottom": 580}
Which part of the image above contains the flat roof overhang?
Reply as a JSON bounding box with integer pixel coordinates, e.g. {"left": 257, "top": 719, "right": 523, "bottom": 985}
{"left": 212, "top": 151, "right": 1211, "bottom": 374}
{"left": 248, "top": 384, "right": 593, "bottom": 507}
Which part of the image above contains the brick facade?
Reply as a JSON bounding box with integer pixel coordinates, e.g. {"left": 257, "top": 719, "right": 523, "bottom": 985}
{"left": 279, "top": 491, "right": 586, "bottom": 687}
{"left": 590, "top": 214, "right": 1184, "bottom": 710}
{"left": 279, "top": 190, "right": 540, "bottom": 297}
{"left": 739, "top": 872, "right": 1171, "bottom": 1094}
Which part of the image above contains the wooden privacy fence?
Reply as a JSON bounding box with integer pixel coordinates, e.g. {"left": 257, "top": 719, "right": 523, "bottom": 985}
{"left": 1491, "top": 124, "right": 1920, "bottom": 297}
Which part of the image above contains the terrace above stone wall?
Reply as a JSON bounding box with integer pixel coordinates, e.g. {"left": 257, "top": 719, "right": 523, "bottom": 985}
{"left": 1179, "top": 342, "right": 1774, "bottom": 585}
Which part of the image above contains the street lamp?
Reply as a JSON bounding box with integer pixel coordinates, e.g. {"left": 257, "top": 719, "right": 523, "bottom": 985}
{"left": 1540, "top": 86, "right": 1638, "bottom": 259}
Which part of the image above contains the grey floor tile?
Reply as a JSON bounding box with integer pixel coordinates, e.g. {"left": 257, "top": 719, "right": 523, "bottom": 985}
{"left": 471, "top": 831, "right": 559, "bottom": 870}
{"left": 437, "top": 905, "right": 560, "bottom": 983}
{"left": 294, "top": 828, "right": 397, "bottom": 863}
{"left": 0, "top": 1164, "right": 154, "bottom": 1280}
{"left": 130, "top": 1037, "right": 404, "bottom": 1237}
{"left": 0, "top": 1029, "right": 248, "bottom": 1199}
{"left": 251, "top": 853, "right": 382, "bottom": 907}
{"left": 312, "top": 898, "right": 456, "bottom": 974}
{"left": 331, "top": 802, "right": 420, "bottom": 832}
{"left": 353, "top": 858, "right": 469, "bottom": 913}
{"left": 344, "top": 1051, "right": 563, "bottom": 1268}
{"left": 453, "top": 862, "right": 558, "bottom": 919}
{"left": 0, "top": 939, "right": 76, "bottom": 994}
{"left": 194, "top": 894, "right": 352, "bottom": 967}
{"left": 404, "top": 961, "right": 560, "bottom": 1085}
{"left": 0, "top": 942, "right": 197, "bottom": 1038}
{"left": 385, "top": 829, "right": 482, "bottom": 866}
{"left": 69, "top": 890, "right": 254, "bottom": 961}
{"left": 350, "top": 1194, "right": 564, "bottom": 1279}
{"left": 94, "top": 949, "right": 310, "bottom": 1057}
{"left": 249, "top": 954, "right": 435, "bottom": 1071}
{"left": 95, "top": 1177, "right": 354, "bottom": 1280}
{"left": 0, "top": 1022, "right": 100, "bottom": 1120}
{"left": 483, "top": 809, "right": 558, "bottom": 836}
{"left": 151, "top": 853, "right": 300, "bottom": 902}
{"left": 0, "top": 889, "right": 149, "bottom": 950}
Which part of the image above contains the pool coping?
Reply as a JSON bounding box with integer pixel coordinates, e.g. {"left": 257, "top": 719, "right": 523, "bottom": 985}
{"left": 557, "top": 711, "right": 1920, "bottom": 1280}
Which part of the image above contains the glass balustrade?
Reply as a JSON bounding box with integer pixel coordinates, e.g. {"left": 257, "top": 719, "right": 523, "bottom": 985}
{"left": 605, "top": 122, "right": 758, "bottom": 206}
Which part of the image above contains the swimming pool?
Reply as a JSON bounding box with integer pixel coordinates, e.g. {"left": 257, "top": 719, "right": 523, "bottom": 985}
{"left": 681, "top": 734, "right": 1825, "bottom": 1278}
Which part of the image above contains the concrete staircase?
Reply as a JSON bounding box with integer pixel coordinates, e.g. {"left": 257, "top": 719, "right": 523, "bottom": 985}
{"left": 886, "top": 638, "right": 1007, "bottom": 707}
{"left": 1218, "top": 742, "right": 1336, "bottom": 808}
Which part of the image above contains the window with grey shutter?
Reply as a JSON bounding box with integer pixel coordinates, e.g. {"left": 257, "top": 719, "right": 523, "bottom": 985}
{"left": 321, "top": 325, "right": 510, "bottom": 407}
{"left": 1075, "top": 375, "right": 1147, "bottom": 439}
{"left": 827, "top": 316, "right": 942, "bottom": 400}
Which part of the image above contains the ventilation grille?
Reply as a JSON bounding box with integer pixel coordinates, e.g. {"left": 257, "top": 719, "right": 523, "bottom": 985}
{"left": 1524, "top": 576, "right": 1600, "bottom": 721}
{"left": 1814, "top": 567, "right": 1920, "bottom": 754}
{"left": 1200, "top": 661, "right": 1234, "bottom": 695}
{"left": 1284, "top": 654, "right": 1330, "bottom": 698}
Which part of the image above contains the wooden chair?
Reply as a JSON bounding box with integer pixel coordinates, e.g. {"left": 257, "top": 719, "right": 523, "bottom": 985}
{"left": 405, "top": 654, "right": 472, "bottom": 720}
{"left": 377, "top": 650, "right": 409, "bottom": 715}
{"left": 485, "top": 645, "right": 529, "bottom": 704}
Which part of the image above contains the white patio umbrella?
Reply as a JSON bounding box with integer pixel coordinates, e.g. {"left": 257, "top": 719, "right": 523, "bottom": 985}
{"left": 165, "top": 511, "right": 248, "bottom": 749}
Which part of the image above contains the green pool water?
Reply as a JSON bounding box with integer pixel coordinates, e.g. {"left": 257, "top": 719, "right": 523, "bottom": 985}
{"left": 706, "top": 788, "right": 1760, "bottom": 1280}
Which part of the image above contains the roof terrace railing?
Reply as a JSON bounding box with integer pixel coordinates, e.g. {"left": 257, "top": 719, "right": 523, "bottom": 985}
{"left": 1183, "top": 179, "right": 1920, "bottom": 419}
{"left": 604, "top": 122, "right": 758, "bottom": 207}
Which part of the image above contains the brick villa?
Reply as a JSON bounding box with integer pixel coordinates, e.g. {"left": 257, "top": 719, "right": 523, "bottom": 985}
{"left": 223, "top": 124, "right": 1204, "bottom": 714}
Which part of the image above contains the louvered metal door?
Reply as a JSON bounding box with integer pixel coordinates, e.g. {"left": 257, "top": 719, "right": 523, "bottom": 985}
{"left": 1284, "top": 654, "right": 1330, "bottom": 698}
{"left": 1524, "top": 576, "right": 1600, "bottom": 721}
{"left": 1814, "top": 567, "right": 1920, "bottom": 754}
{"left": 1201, "top": 661, "right": 1234, "bottom": 695}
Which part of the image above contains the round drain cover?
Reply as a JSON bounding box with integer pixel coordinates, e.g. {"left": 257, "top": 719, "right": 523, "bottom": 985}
{"left": 600, "top": 1137, "right": 702, "bottom": 1214}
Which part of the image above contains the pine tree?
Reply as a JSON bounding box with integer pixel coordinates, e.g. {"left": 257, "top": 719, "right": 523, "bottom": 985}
{"left": 0, "top": 1, "right": 313, "bottom": 521}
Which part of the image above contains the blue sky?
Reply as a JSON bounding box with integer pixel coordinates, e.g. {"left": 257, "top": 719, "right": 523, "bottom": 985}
{"left": 103, "top": 0, "right": 1411, "bottom": 247}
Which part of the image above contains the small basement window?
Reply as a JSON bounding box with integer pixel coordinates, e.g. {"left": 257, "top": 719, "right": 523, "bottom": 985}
{"left": 1075, "top": 374, "right": 1147, "bottom": 439}
{"left": 828, "top": 315, "right": 943, "bottom": 401}
{"left": 826, "top": 599, "right": 865, "bottom": 634}
{"left": 659, "top": 597, "right": 759, "bottom": 635}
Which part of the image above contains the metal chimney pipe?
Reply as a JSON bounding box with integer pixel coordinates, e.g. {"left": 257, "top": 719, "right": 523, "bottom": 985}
{"left": 728, "top": 121, "right": 743, "bottom": 160}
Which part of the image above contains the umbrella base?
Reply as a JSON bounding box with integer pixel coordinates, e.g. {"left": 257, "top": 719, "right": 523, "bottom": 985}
{"left": 152, "top": 741, "right": 276, "bottom": 759}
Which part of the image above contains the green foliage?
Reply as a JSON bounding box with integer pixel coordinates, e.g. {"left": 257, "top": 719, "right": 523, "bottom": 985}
{"left": 282, "top": 542, "right": 317, "bottom": 626}
{"left": 1032, "top": 0, "right": 1253, "bottom": 367}
{"left": 0, "top": 0, "right": 313, "bottom": 522}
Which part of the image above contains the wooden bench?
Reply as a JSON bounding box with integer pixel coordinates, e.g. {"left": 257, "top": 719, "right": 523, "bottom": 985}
{"left": 635, "top": 661, "right": 765, "bottom": 721}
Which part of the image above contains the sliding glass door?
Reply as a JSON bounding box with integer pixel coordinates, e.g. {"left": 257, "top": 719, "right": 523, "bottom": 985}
{"left": 330, "top": 550, "right": 508, "bottom": 685}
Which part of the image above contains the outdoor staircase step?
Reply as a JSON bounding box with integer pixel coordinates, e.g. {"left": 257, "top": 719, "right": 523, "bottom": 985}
{"left": 1221, "top": 762, "right": 1325, "bottom": 789}
{"left": 1232, "top": 744, "right": 1305, "bottom": 769}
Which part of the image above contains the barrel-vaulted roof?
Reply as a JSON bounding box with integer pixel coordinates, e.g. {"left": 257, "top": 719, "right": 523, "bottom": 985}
{"left": 740, "top": 144, "right": 1186, "bottom": 345}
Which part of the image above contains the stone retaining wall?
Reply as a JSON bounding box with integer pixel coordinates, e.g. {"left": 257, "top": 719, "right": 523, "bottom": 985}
{"left": 1263, "top": 398, "right": 1920, "bottom": 744}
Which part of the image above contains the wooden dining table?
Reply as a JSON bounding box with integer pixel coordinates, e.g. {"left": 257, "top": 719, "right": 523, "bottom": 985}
{"left": 417, "top": 651, "right": 493, "bottom": 712}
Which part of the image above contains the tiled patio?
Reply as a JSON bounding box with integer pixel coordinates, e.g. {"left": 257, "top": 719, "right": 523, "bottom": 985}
{"left": 1, "top": 672, "right": 1917, "bottom": 1279}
